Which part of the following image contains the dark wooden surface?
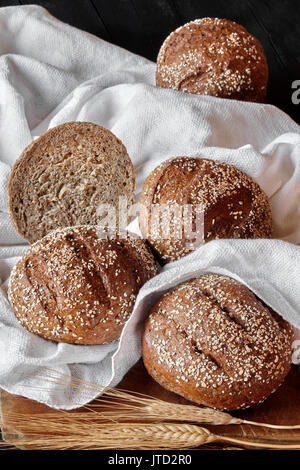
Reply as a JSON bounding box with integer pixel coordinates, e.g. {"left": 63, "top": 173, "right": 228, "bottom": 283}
{"left": 0, "top": 0, "right": 299, "bottom": 123}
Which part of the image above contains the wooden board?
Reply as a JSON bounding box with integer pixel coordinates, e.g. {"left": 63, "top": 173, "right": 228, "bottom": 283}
{"left": 1, "top": 360, "right": 300, "bottom": 449}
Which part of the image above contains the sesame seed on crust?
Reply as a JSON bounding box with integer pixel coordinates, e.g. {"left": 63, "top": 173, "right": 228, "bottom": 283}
{"left": 8, "top": 226, "right": 157, "bottom": 345}
{"left": 139, "top": 157, "right": 272, "bottom": 263}
{"left": 156, "top": 18, "right": 268, "bottom": 102}
{"left": 142, "top": 274, "right": 293, "bottom": 411}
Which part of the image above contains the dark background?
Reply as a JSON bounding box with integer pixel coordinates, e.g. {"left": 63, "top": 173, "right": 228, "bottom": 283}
{"left": 0, "top": 0, "right": 299, "bottom": 122}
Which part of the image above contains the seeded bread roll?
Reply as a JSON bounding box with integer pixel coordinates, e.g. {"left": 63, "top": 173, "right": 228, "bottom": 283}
{"left": 8, "top": 122, "right": 135, "bottom": 244}
{"left": 139, "top": 157, "right": 272, "bottom": 263}
{"left": 8, "top": 226, "right": 157, "bottom": 345}
{"left": 156, "top": 18, "right": 268, "bottom": 102}
{"left": 143, "top": 274, "right": 293, "bottom": 411}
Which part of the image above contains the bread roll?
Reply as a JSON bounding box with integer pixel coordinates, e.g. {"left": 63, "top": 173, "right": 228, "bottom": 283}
{"left": 8, "top": 122, "right": 135, "bottom": 243}
{"left": 139, "top": 157, "right": 272, "bottom": 263}
{"left": 142, "top": 274, "right": 293, "bottom": 410}
{"left": 8, "top": 226, "right": 157, "bottom": 345}
{"left": 156, "top": 18, "right": 268, "bottom": 102}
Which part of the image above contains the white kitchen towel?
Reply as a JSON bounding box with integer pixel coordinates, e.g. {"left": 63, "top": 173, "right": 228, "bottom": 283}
{"left": 0, "top": 5, "right": 299, "bottom": 409}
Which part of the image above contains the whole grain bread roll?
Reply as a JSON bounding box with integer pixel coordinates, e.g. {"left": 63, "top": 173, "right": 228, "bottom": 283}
{"left": 142, "top": 274, "right": 293, "bottom": 410}
{"left": 156, "top": 18, "right": 268, "bottom": 102}
{"left": 8, "top": 226, "right": 157, "bottom": 345}
{"left": 139, "top": 157, "right": 272, "bottom": 263}
{"left": 8, "top": 122, "right": 135, "bottom": 244}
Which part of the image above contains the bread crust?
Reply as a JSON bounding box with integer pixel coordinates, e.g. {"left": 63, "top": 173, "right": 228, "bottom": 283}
{"left": 8, "top": 122, "right": 135, "bottom": 243}
{"left": 8, "top": 226, "right": 157, "bottom": 345}
{"left": 142, "top": 274, "right": 293, "bottom": 410}
{"left": 138, "top": 157, "right": 272, "bottom": 263}
{"left": 156, "top": 18, "right": 268, "bottom": 102}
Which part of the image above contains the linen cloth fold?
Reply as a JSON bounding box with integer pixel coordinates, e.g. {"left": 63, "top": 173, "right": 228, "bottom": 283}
{"left": 0, "top": 5, "right": 299, "bottom": 409}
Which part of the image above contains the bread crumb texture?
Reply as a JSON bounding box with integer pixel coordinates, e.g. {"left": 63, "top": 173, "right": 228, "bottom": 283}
{"left": 8, "top": 122, "right": 135, "bottom": 243}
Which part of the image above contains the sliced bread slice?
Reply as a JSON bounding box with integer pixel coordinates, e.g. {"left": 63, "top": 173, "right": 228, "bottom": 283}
{"left": 8, "top": 122, "right": 135, "bottom": 243}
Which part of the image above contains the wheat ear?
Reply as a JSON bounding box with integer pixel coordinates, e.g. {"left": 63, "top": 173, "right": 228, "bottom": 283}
{"left": 1, "top": 417, "right": 300, "bottom": 450}
{"left": 25, "top": 368, "right": 300, "bottom": 430}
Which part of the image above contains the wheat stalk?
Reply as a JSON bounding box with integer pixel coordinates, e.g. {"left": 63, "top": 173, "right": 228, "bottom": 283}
{"left": 2, "top": 368, "right": 300, "bottom": 450}
{"left": 23, "top": 368, "right": 300, "bottom": 430}
{"left": 1, "top": 417, "right": 300, "bottom": 450}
